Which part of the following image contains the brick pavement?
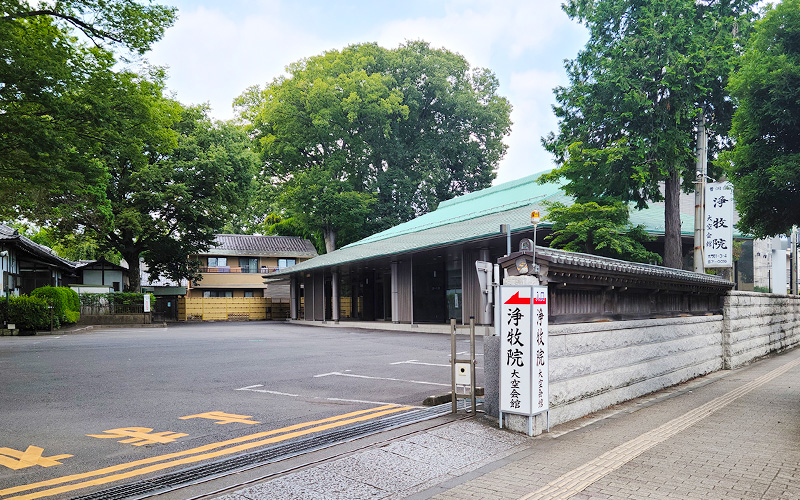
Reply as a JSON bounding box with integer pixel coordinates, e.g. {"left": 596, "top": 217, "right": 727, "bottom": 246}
{"left": 215, "top": 347, "right": 800, "bottom": 500}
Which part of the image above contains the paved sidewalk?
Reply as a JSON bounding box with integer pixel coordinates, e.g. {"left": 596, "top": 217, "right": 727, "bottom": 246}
{"left": 215, "top": 347, "right": 800, "bottom": 500}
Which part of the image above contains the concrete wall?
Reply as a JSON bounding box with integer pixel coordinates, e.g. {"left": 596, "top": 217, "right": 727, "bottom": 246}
{"left": 547, "top": 316, "right": 722, "bottom": 426}
{"left": 79, "top": 314, "right": 152, "bottom": 325}
{"left": 488, "top": 291, "right": 800, "bottom": 433}
{"left": 723, "top": 291, "right": 800, "bottom": 369}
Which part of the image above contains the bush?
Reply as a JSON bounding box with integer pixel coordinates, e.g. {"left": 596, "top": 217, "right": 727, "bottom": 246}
{"left": 79, "top": 292, "right": 156, "bottom": 313}
{"left": 3, "top": 295, "right": 50, "bottom": 331}
{"left": 31, "top": 287, "right": 80, "bottom": 328}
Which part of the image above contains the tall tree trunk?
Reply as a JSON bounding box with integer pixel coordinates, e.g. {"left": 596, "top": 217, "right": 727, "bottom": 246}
{"left": 664, "top": 169, "right": 683, "bottom": 269}
{"left": 323, "top": 228, "right": 337, "bottom": 254}
{"left": 123, "top": 251, "right": 141, "bottom": 292}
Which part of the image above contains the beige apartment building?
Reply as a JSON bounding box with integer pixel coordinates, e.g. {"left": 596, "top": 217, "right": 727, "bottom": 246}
{"left": 187, "top": 234, "right": 317, "bottom": 299}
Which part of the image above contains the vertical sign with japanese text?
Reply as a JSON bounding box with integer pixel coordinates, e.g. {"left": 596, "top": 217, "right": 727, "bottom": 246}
{"left": 533, "top": 285, "right": 549, "bottom": 413}
{"left": 704, "top": 182, "right": 734, "bottom": 268}
{"left": 499, "top": 285, "right": 549, "bottom": 416}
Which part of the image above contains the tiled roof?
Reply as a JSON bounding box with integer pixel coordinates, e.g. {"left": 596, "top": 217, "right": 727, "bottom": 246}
{"left": 0, "top": 224, "right": 76, "bottom": 269}
{"left": 271, "top": 173, "right": 747, "bottom": 276}
{"left": 206, "top": 234, "right": 318, "bottom": 257}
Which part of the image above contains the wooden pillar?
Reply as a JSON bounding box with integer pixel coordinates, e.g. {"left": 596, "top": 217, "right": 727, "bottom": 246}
{"left": 290, "top": 275, "right": 297, "bottom": 320}
{"left": 391, "top": 261, "right": 399, "bottom": 323}
{"left": 332, "top": 269, "right": 340, "bottom": 323}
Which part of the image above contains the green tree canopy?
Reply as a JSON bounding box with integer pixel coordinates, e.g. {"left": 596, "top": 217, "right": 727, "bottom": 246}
{"left": 541, "top": 0, "right": 757, "bottom": 268}
{"left": 1, "top": 0, "right": 176, "bottom": 54}
{"left": 725, "top": 0, "right": 800, "bottom": 238}
{"left": 38, "top": 72, "right": 258, "bottom": 291}
{"left": 0, "top": 1, "right": 176, "bottom": 215}
{"left": 544, "top": 201, "right": 662, "bottom": 264}
{"left": 236, "top": 41, "right": 512, "bottom": 252}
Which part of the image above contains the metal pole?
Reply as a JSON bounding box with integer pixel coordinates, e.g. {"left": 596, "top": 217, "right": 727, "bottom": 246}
{"left": 506, "top": 225, "right": 511, "bottom": 256}
{"left": 451, "top": 318, "right": 457, "bottom": 414}
{"left": 470, "top": 316, "right": 476, "bottom": 414}
{"left": 694, "top": 112, "right": 707, "bottom": 274}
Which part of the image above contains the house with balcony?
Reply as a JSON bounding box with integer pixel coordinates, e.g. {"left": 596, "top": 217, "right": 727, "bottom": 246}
{"left": 187, "top": 234, "right": 318, "bottom": 299}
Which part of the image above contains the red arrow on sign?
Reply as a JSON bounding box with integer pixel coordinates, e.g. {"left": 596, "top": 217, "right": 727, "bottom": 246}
{"left": 504, "top": 291, "right": 531, "bottom": 305}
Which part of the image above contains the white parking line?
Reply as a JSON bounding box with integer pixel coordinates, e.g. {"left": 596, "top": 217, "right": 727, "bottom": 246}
{"left": 313, "top": 371, "right": 450, "bottom": 387}
{"left": 390, "top": 359, "right": 450, "bottom": 367}
{"left": 236, "top": 384, "right": 300, "bottom": 397}
{"left": 390, "top": 359, "right": 483, "bottom": 370}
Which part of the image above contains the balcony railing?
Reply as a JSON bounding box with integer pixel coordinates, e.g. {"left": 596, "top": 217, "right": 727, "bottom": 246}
{"left": 201, "top": 266, "right": 281, "bottom": 274}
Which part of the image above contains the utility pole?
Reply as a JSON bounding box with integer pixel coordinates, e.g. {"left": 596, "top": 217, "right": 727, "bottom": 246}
{"left": 693, "top": 112, "right": 707, "bottom": 274}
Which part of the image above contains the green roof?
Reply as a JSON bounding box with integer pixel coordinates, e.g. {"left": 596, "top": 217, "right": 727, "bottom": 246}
{"left": 272, "top": 173, "right": 745, "bottom": 276}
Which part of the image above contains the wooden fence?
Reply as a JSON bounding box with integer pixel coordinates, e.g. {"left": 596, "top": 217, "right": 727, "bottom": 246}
{"left": 177, "top": 297, "right": 290, "bottom": 321}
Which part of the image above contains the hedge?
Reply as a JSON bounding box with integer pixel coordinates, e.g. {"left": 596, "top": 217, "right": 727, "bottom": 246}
{"left": 31, "top": 287, "right": 80, "bottom": 328}
{"left": 79, "top": 292, "right": 155, "bottom": 307}
{"left": 0, "top": 295, "right": 50, "bottom": 331}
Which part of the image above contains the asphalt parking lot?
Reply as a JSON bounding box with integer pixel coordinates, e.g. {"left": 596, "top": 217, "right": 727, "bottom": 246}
{"left": 0, "top": 321, "right": 482, "bottom": 499}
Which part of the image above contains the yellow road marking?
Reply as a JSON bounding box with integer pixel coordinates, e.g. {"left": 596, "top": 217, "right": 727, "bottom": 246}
{"left": 86, "top": 428, "right": 189, "bottom": 446}
{"left": 0, "top": 447, "right": 72, "bottom": 471}
{"left": 517, "top": 354, "right": 800, "bottom": 500}
{"left": 1, "top": 404, "right": 410, "bottom": 498}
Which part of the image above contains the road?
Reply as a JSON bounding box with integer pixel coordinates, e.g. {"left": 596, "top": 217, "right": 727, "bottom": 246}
{"left": 0, "top": 322, "right": 483, "bottom": 499}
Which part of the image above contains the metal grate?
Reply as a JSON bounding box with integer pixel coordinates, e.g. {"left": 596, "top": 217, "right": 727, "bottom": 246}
{"left": 70, "top": 401, "right": 474, "bottom": 500}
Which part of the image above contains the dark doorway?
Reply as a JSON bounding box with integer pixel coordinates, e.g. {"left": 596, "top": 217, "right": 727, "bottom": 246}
{"left": 413, "top": 258, "right": 446, "bottom": 323}
{"left": 154, "top": 296, "right": 178, "bottom": 322}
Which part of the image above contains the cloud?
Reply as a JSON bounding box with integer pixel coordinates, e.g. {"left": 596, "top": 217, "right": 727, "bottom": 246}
{"left": 148, "top": 4, "right": 326, "bottom": 119}
{"left": 146, "top": 0, "right": 587, "bottom": 184}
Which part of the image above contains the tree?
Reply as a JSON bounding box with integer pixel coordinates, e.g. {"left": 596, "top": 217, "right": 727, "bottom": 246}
{"left": 43, "top": 72, "right": 257, "bottom": 291}
{"left": 544, "top": 201, "right": 662, "bottom": 264}
{"left": 541, "top": 0, "right": 757, "bottom": 268}
{"left": 0, "top": 1, "right": 176, "bottom": 217}
{"left": 10, "top": 223, "right": 121, "bottom": 263}
{"left": 725, "top": 0, "right": 800, "bottom": 238}
{"left": 1, "top": 1, "right": 176, "bottom": 54}
{"left": 236, "top": 41, "right": 512, "bottom": 252}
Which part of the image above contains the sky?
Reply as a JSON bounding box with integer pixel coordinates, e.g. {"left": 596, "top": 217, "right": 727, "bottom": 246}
{"left": 146, "top": 0, "right": 590, "bottom": 186}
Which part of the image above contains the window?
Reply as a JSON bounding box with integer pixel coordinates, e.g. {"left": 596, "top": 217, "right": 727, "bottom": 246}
{"left": 208, "top": 257, "right": 227, "bottom": 267}
{"left": 203, "top": 290, "right": 233, "bottom": 298}
{"left": 239, "top": 257, "right": 258, "bottom": 273}
{"left": 278, "top": 258, "right": 296, "bottom": 269}
{"left": 244, "top": 291, "right": 254, "bottom": 298}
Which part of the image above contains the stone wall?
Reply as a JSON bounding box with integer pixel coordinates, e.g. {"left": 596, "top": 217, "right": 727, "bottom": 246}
{"left": 78, "top": 314, "right": 152, "bottom": 325}
{"left": 547, "top": 316, "right": 722, "bottom": 426}
{"left": 487, "top": 291, "right": 800, "bottom": 434}
{"left": 723, "top": 291, "right": 800, "bottom": 369}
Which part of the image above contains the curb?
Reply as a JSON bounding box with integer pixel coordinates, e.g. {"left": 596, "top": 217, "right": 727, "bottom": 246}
{"left": 423, "top": 387, "right": 484, "bottom": 406}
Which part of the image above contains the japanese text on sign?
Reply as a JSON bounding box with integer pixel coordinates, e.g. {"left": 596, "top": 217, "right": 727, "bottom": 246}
{"left": 704, "top": 182, "right": 734, "bottom": 267}
{"left": 499, "top": 286, "right": 549, "bottom": 416}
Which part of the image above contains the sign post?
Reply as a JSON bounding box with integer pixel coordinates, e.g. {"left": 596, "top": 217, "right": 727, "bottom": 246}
{"left": 704, "top": 181, "right": 734, "bottom": 269}
{"left": 499, "top": 285, "right": 549, "bottom": 436}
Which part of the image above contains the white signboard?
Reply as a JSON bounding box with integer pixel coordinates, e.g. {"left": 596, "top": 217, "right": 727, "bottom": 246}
{"left": 143, "top": 294, "right": 151, "bottom": 313}
{"left": 704, "top": 181, "right": 734, "bottom": 268}
{"left": 499, "top": 285, "right": 549, "bottom": 416}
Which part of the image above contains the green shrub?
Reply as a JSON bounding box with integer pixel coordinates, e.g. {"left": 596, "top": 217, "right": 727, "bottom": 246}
{"left": 31, "top": 287, "right": 80, "bottom": 328}
{"left": 6, "top": 295, "right": 49, "bottom": 331}
{"left": 79, "top": 292, "right": 155, "bottom": 311}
